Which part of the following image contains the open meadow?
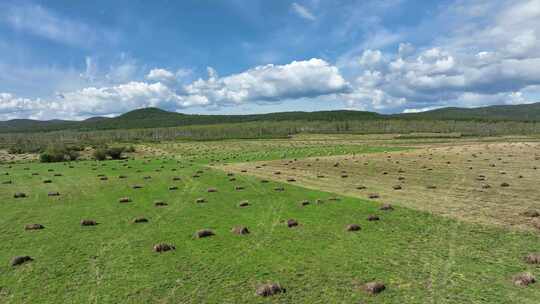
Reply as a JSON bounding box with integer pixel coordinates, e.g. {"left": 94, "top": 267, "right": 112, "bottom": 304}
{"left": 1, "top": 134, "right": 540, "bottom": 303}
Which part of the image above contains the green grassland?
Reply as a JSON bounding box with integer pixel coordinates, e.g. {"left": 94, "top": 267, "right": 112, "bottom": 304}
{"left": 1, "top": 143, "right": 539, "bottom": 303}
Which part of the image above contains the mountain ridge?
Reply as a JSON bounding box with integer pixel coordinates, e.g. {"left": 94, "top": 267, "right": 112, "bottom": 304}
{"left": 1, "top": 102, "right": 539, "bottom": 133}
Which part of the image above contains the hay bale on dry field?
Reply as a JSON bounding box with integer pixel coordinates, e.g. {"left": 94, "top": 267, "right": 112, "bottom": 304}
{"left": 521, "top": 210, "right": 540, "bottom": 218}
{"left": 380, "top": 204, "right": 393, "bottom": 211}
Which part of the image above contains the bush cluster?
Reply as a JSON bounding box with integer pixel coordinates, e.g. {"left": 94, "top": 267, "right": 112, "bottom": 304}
{"left": 93, "top": 145, "right": 133, "bottom": 160}
{"left": 39, "top": 146, "right": 80, "bottom": 163}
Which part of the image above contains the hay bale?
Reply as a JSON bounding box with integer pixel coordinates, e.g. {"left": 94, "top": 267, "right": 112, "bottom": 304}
{"left": 367, "top": 215, "right": 380, "bottom": 221}
{"left": 207, "top": 188, "right": 218, "bottom": 193}
{"left": 286, "top": 178, "right": 296, "bottom": 182}
{"left": 274, "top": 187, "right": 285, "bottom": 192}
{"left": 118, "top": 197, "right": 132, "bottom": 203}
{"left": 380, "top": 204, "right": 393, "bottom": 211}
{"left": 80, "top": 219, "right": 97, "bottom": 226}
{"left": 238, "top": 200, "right": 250, "bottom": 207}
{"left": 48, "top": 191, "right": 60, "bottom": 196}
{"left": 168, "top": 186, "right": 178, "bottom": 190}
{"left": 363, "top": 282, "right": 386, "bottom": 295}
{"left": 356, "top": 185, "right": 366, "bottom": 190}
{"left": 287, "top": 219, "right": 298, "bottom": 228}
{"left": 172, "top": 176, "right": 181, "bottom": 181}
{"left": 524, "top": 253, "right": 540, "bottom": 264}
{"left": 118, "top": 175, "right": 127, "bottom": 179}
{"left": 196, "top": 198, "right": 206, "bottom": 203}
{"left": 346, "top": 224, "right": 361, "bottom": 231}
{"left": 426, "top": 185, "right": 437, "bottom": 189}
{"left": 100, "top": 176, "right": 108, "bottom": 181}
{"left": 300, "top": 200, "right": 310, "bottom": 206}
{"left": 132, "top": 185, "right": 143, "bottom": 189}
{"left": 153, "top": 243, "right": 175, "bottom": 253}
{"left": 13, "top": 192, "right": 26, "bottom": 198}
{"left": 231, "top": 226, "right": 250, "bottom": 235}
{"left": 194, "top": 229, "right": 215, "bottom": 238}
{"left": 43, "top": 179, "right": 52, "bottom": 184}
{"left": 154, "top": 201, "right": 168, "bottom": 207}
{"left": 256, "top": 283, "right": 284, "bottom": 297}
{"left": 25, "top": 224, "right": 44, "bottom": 230}
{"left": 133, "top": 217, "right": 148, "bottom": 223}
{"left": 521, "top": 210, "right": 540, "bottom": 218}
{"left": 235, "top": 186, "right": 244, "bottom": 190}
{"left": 261, "top": 179, "right": 269, "bottom": 183}
{"left": 1, "top": 180, "right": 12, "bottom": 184}
{"left": 500, "top": 182, "right": 510, "bottom": 187}
{"left": 392, "top": 185, "right": 402, "bottom": 190}
{"left": 512, "top": 272, "right": 536, "bottom": 287}
{"left": 11, "top": 256, "right": 33, "bottom": 266}
{"left": 368, "top": 193, "right": 379, "bottom": 199}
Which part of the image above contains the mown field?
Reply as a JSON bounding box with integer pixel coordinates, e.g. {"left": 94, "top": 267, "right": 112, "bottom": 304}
{"left": 1, "top": 135, "right": 540, "bottom": 303}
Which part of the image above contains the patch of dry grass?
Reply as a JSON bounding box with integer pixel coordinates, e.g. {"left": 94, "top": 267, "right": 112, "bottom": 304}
{"left": 221, "top": 141, "right": 540, "bottom": 231}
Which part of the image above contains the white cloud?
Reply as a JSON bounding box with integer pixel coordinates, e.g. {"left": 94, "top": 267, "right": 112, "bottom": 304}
{"left": 342, "top": 0, "right": 540, "bottom": 112}
{"left": 0, "top": 58, "right": 349, "bottom": 119}
{"left": 291, "top": 2, "right": 316, "bottom": 21}
{"left": 184, "top": 58, "right": 349, "bottom": 106}
{"left": 147, "top": 68, "right": 176, "bottom": 83}
{"left": 0, "top": 3, "right": 117, "bottom": 47}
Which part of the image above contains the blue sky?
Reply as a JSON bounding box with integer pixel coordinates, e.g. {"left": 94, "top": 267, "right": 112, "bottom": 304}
{"left": 0, "top": 0, "right": 539, "bottom": 120}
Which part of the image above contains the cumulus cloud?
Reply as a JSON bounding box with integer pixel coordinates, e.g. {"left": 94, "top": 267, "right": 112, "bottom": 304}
{"left": 291, "top": 2, "right": 316, "bottom": 21}
{"left": 342, "top": 0, "right": 540, "bottom": 112}
{"left": 0, "top": 58, "right": 349, "bottom": 119}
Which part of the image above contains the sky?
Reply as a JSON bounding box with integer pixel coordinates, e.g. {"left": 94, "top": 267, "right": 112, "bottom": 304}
{"left": 0, "top": 0, "right": 540, "bottom": 120}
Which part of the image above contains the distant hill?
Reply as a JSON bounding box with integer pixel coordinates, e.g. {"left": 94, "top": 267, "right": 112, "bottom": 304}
{"left": 397, "top": 103, "right": 540, "bottom": 121}
{"left": 0, "top": 102, "right": 538, "bottom": 133}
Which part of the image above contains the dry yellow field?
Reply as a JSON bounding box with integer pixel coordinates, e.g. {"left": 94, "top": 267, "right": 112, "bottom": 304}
{"left": 220, "top": 141, "right": 540, "bottom": 231}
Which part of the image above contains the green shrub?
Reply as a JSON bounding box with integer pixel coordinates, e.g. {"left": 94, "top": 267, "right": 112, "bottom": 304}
{"left": 106, "top": 147, "right": 125, "bottom": 159}
{"left": 93, "top": 149, "right": 107, "bottom": 161}
{"left": 39, "top": 146, "right": 79, "bottom": 163}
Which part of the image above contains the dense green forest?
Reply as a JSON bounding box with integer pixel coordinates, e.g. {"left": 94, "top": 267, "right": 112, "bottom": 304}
{"left": 1, "top": 102, "right": 540, "bottom": 134}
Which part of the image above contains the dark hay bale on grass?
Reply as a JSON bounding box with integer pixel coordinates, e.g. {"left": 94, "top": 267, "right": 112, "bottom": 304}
{"left": 132, "top": 185, "right": 143, "bottom": 189}
{"left": 80, "top": 219, "right": 97, "bottom": 226}
{"left": 11, "top": 256, "right": 33, "bottom": 266}
{"left": 346, "top": 224, "right": 361, "bottom": 231}
{"left": 256, "top": 283, "right": 284, "bottom": 297}
{"left": 168, "top": 186, "right": 178, "bottom": 190}
{"left": 235, "top": 186, "right": 244, "bottom": 190}
{"left": 231, "top": 226, "right": 250, "bottom": 235}
{"left": 48, "top": 191, "right": 60, "bottom": 196}
{"left": 238, "top": 200, "right": 250, "bottom": 207}
{"left": 300, "top": 200, "right": 310, "bottom": 206}
{"left": 512, "top": 272, "right": 536, "bottom": 287}
{"left": 380, "top": 204, "right": 393, "bottom": 211}
{"left": 524, "top": 253, "right": 540, "bottom": 264}
{"left": 133, "top": 217, "right": 148, "bottom": 223}
{"left": 25, "top": 224, "right": 44, "bottom": 230}
{"left": 43, "top": 180, "right": 52, "bottom": 184}
{"left": 368, "top": 215, "right": 380, "bottom": 221}
{"left": 194, "top": 229, "right": 215, "bottom": 238}
{"left": 207, "top": 188, "right": 218, "bottom": 193}
{"left": 153, "top": 243, "right": 175, "bottom": 253}
{"left": 196, "top": 198, "right": 206, "bottom": 203}
{"left": 287, "top": 219, "right": 298, "bottom": 228}
{"left": 363, "top": 282, "right": 386, "bottom": 295}
{"left": 368, "top": 193, "right": 379, "bottom": 199}
{"left": 274, "top": 187, "right": 285, "bottom": 192}
{"left": 154, "top": 201, "right": 168, "bottom": 207}
{"left": 118, "top": 197, "right": 132, "bottom": 203}
{"left": 13, "top": 192, "right": 26, "bottom": 198}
